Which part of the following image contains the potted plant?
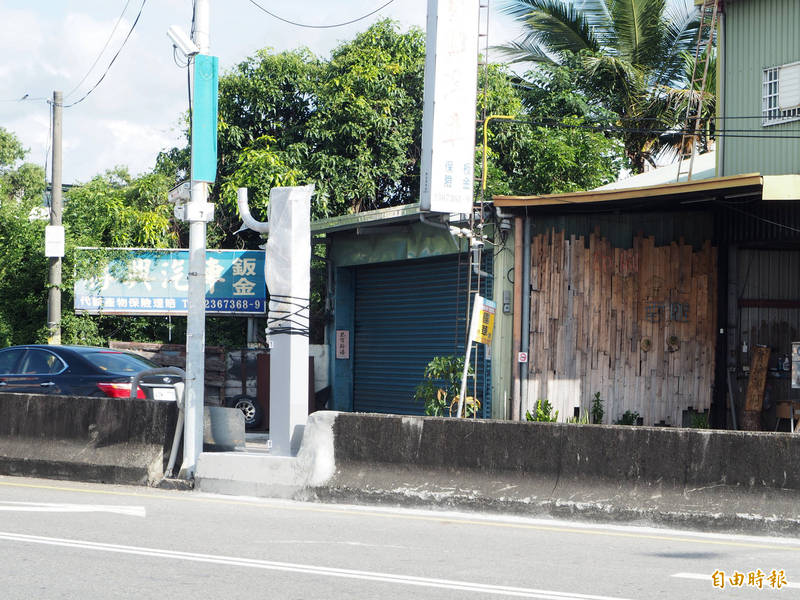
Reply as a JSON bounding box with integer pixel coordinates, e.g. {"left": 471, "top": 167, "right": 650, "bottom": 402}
{"left": 414, "top": 355, "right": 480, "bottom": 417}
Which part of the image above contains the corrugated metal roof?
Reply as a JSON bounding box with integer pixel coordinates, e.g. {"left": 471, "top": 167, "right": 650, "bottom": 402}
{"left": 311, "top": 203, "right": 423, "bottom": 234}
{"left": 595, "top": 152, "right": 717, "bottom": 191}
{"left": 493, "top": 173, "right": 800, "bottom": 210}
{"left": 493, "top": 173, "right": 766, "bottom": 208}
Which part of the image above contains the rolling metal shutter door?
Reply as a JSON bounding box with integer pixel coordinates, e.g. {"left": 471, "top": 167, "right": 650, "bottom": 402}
{"left": 353, "top": 254, "right": 491, "bottom": 416}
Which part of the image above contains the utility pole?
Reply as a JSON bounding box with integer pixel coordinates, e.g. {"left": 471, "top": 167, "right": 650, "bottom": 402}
{"left": 47, "top": 90, "right": 63, "bottom": 345}
{"left": 180, "top": 0, "right": 213, "bottom": 478}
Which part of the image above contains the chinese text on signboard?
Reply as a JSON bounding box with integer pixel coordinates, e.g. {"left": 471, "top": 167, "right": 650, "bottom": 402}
{"left": 74, "top": 248, "right": 266, "bottom": 316}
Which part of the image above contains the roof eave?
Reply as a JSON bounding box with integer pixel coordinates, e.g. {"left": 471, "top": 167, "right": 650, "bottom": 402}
{"left": 493, "top": 173, "right": 774, "bottom": 209}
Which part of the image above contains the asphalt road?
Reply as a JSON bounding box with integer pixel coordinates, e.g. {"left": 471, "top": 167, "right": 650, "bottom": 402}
{"left": 0, "top": 475, "right": 798, "bottom": 599}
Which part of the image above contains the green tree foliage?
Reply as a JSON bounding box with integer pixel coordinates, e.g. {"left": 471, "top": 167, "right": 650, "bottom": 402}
{"left": 0, "top": 127, "right": 48, "bottom": 345}
{"left": 0, "top": 127, "right": 45, "bottom": 204}
{"left": 305, "top": 21, "right": 425, "bottom": 214}
{"left": 499, "top": 0, "right": 700, "bottom": 172}
{"left": 210, "top": 48, "right": 318, "bottom": 247}
{"left": 64, "top": 167, "right": 176, "bottom": 248}
{"left": 0, "top": 192, "right": 49, "bottom": 345}
{"left": 0, "top": 127, "right": 26, "bottom": 167}
{"left": 479, "top": 63, "right": 622, "bottom": 197}
{"left": 157, "top": 20, "right": 622, "bottom": 232}
{"left": 61, "top": 168, "right": 188, "bottom": 346}
{"left": 157, "top": 21, "right": 427, "bottom": 249}
{"left": 0, "top": 151, "right": 185, "bottom": 347}
{"left": 661, "top": 49, "right": 717, "bottom": 156}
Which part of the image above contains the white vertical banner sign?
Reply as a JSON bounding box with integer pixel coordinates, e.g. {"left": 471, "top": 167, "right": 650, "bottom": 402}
{"left": 420, "top": 0, "right": 480, "bottom": 215}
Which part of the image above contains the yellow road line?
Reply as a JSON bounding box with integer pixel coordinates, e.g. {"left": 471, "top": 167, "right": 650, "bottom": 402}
{"left": 0, "top": 478, "right": 796, "bottom": 552}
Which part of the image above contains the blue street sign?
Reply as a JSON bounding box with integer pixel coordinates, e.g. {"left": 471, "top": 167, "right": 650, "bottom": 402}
{"left": 191, "top": 54, "right": 219, "bottom": 183}
{"left": 74, "top": 248, "right": 265, "bottom": 316}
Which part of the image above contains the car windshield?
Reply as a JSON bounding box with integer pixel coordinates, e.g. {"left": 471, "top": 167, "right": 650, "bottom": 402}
{"left": 84, "top": 351, "right": 158, "bottom": 373}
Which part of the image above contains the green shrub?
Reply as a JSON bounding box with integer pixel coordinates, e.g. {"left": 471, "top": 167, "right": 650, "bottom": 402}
{"left": 413, "top": 355, "right": 478, "bottom": 417}
{"left": 690, "top": 412, "right": 710, "bottom": 429}
{"left": 615, "top": 410, "right": 640, "bottom": 426}
{"left": 591, "top": 392, "right": 604, "bottom": 424}
{"left": 526, "top": 399, "right": 559, "bottom": 422}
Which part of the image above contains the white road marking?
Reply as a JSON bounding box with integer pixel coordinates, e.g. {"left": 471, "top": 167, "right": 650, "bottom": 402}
{"left": 0, "top": 502, "right": 145, "bottom": 517}
{"left": 0, "top": 531, "right": 633, "bottom": 600}
{"left": 673, "top": 573, "right": 800, "bottom": 589}
{"left": 197, "top": 494, "right": 800, "bottom": 550}
{"left": 270, "top": 539, "right": 409, "bottom": 550}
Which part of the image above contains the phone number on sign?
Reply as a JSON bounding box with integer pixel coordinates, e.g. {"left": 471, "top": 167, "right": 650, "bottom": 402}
{"left": 205, "top": 298, "right": 264, "bottom": 312}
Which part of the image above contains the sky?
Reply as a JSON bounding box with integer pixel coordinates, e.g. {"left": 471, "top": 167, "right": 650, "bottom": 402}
{"left": 0, "top": 0, "right": 521, "bottom": 185}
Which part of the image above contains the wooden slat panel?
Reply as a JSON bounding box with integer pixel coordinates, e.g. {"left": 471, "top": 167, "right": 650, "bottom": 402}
{"left": 526, "top": 231, "right": 717, "bottom": 425}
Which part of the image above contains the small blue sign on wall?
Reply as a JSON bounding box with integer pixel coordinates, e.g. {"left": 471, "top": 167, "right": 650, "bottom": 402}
{"left": 74, "top": 248, "right": 265, "bottom": 316}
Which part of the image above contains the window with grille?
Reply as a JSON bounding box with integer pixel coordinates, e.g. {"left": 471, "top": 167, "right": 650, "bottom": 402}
{"left": 763, "top": 62, "right": 800, "bottom": 126}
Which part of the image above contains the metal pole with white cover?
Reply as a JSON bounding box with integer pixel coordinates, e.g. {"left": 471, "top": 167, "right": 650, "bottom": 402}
{"left": 168, "top": 0, "right": 218, "bottom": 478}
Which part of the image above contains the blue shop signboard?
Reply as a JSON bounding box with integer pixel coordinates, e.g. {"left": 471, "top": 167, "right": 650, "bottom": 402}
{"left": 74, "top": 248, "right": 266, "bottom": 316}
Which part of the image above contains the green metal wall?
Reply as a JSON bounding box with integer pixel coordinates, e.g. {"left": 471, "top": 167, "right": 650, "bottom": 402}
{"left": 722, "top": 0, "right": 800, "bottom": 176}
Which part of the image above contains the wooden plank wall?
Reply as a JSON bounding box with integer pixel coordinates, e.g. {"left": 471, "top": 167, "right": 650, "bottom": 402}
{"left": 526, "top": 229, "right": 717, "bottom": 425}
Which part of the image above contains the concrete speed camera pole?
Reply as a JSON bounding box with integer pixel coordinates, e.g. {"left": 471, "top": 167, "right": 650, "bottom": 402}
{"left": 236, "top": 185, "right": 313, "bottom": 456}
{"left": 266, "top": 186, "right": 314, "bottom": 455}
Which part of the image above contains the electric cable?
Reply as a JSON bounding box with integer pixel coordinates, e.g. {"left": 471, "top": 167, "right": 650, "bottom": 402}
{"left": 506, "top": 83, "right": 799, "bottom": 122}
{"left": 713, "top": 201, "right": 800, "bottom": 234}
{"left": 484, "top": 115, "right": 800, "bottom": 140}
{"left": 65, "top": 0, "right": 132, "bottom": 100}
{"left": 0, "top": 95, "right": 47, "bottom": 103}
{"left": 44, "top": 99, "right": 53, "bottom": 183}
{"left": 64, "top": 0, "right": 147, "bottom": 108}
{"left": 186, "top": 57, "right": 193, "bottom": 130}
{"left": 173, "top": 46, "right": 190, "bottom": 68}
{"left": 247, "top": 0, "right": 397, "bottom": 29}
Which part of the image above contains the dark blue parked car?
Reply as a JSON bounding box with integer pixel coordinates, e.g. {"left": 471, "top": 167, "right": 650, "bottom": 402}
{"left": 0, "top": 345, "right": 180, "bottom": 400}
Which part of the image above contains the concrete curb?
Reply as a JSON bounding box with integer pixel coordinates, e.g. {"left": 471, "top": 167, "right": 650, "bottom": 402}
{"left": 318, "top": 413, "right": 800, "bottom": 536}
{"left": 197, "top": 411, "right": 800, "bottom": 536}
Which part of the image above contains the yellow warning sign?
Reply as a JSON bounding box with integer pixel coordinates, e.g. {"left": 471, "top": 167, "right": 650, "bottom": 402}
{"left": 474, "top": 297, "right": 496, "bottom": 346}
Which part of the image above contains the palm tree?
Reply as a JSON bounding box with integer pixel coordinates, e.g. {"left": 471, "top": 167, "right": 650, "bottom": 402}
{"left": 661, "top": 49, "right": 717, "bottom": 158}
{"left": 499, "top": 0, "right": 700, "bottom": 173}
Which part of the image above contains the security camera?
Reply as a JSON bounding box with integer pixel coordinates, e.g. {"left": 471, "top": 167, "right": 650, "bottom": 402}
{"left": 167, "top": 25, "right": 200, "bottom": 56}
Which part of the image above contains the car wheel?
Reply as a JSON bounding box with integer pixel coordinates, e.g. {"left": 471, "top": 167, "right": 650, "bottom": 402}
{"left": 226, "top": 395, "right": 263, "bottom": 430}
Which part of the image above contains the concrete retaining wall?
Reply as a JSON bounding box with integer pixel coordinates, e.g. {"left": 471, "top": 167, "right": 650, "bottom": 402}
{"left": 302, "top": 412, "right": 800, "bottom": 534}
{"left": 0, "top": 392, "right": 179, "bottom": 485}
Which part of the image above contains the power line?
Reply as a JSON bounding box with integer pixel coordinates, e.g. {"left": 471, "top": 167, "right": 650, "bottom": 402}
{"left": 0, "top": 96, "right": 48, "bottom": 103}
{"left": 44, "top": 100, "right": 53, "bottom": 179}
{"left": 65, "top": 0, "right": 132, "bottom": 100}
{"left": 506, "top": 82, "right": 800, "bottom": 121}
{"left": 64, "top": 0, "right": 147, "bottom": 109}
{"left": 487, "top": 116, "right": 800, "bottom": 140}
{"left": 247, "top": 0, "right": 397, "bottom": 29}
{"left": 715, "top": 201, "right": 800, "bottom": 234}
